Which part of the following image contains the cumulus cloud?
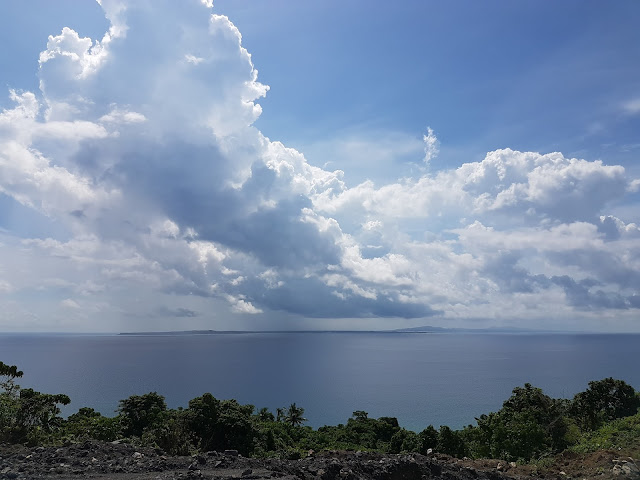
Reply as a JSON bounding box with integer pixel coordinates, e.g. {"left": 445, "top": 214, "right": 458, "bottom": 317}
{"left": 1, "top": 0, "right": 639, "bottom": 331}
{"left": 318, "top": 149, "right": 632, "bottom": 227}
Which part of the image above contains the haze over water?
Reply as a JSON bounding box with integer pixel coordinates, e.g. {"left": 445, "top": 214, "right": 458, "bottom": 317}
{"left": 1, "top": 332, "right": 638, "bottom": 432}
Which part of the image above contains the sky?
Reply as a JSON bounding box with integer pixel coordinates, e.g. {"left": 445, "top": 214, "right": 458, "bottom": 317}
{"left": 0, "top": 0, "right": 639, "bottom": 333}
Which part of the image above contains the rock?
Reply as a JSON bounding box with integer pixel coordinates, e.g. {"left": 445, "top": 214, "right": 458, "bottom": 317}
{"left": 426, "top": 448, "right": 433, "bottom": 454}
{"left": 0, "top": 439, "right": 594, "bottom": 480}
{"left": 509, "top": 461, "right": 517, "bottom": 468}
{"left": 622, "top": 463, "right": 639, "bottom": 475}
{"left": 224, "top": 449, "right": 239, "bottom": 457}
{"left": 339, "top": 467, "right": 353, "bottom": 478}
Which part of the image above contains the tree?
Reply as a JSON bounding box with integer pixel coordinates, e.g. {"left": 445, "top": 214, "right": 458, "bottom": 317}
{"left": 217, "top": 399, "right": 255, "bottom": 454}
{"left": 1, "top": 362, "right": 72, "bottom": 445}
{"left": 257, "top": 407, "right": 275, "bottom": 422}
{"left": 118, "top": 392, "right": 167, "bottom": 438}
{"left": 351, "top": 410, "right": 369, "bottom": 422}
{"left": 65, "top": 407, "right": 121, "bottom": 442}
{"left": 186, "top": 392, "right": 220, "bottom": 451}
{"left": 571, "top": 378, "right": 640, "bottom": 430}
{"left": 0, "top": 362, "right": 22, "bottom": 442}
{"left": 374, "top": 417, "right": 400, "bottom": 444}
{"left": 419, "top": 425, "right": 438, "bottom": 454}
{"left": 0, "top": 361, "right": 23, "bottom": 395}
{"left": 389, "top": 429, "right": 420, "bottom": 453}
{"left": 437, "top": 425, "right": 467, "bottom": 457}
{"left": 284, "top": 403, "right": 307, "bottom": 427}
{"left": 13, "top": 388, "right": 70, "bottom": 445}
{"left": 470, "top": 383, "right": 570, "bottom": 461}
{"left": 186, "top": 393, "right": 256, "bottom": 455}
{"left": 141, "top": 408, "right": 193, "bottom": 455}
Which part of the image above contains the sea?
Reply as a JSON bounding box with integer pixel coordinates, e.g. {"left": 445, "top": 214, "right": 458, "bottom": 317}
{"left": 0, "top": 332, "right": 638, "bottom": 432}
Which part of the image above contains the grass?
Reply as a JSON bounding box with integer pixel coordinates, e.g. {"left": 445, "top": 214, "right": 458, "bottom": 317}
{"left": 570, "top": 412, "right": 640, "bottom": 457}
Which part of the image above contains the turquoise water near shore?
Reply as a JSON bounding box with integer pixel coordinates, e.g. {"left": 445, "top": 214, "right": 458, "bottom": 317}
{"left": 1, "top": 332, "right": 638, "bottom": 431}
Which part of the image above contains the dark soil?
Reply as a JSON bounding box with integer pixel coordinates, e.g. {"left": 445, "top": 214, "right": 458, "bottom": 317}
{"left": 1, "top": 441, "right": 638, "bottom": 480}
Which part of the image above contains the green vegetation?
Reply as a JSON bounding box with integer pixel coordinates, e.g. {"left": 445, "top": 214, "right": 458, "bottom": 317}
{"left": 0, "top": 361, "right": 70, "bottom": 445}
{"left": 1, "top": 359, "right": 639, "bottom": 463}
{"left": 570, "top": 411, "right": 640, "bottom": 457}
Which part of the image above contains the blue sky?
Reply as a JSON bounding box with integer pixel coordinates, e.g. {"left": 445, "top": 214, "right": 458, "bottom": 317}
{"left": 0, "top": 0, "right": 639, "bottom": 332}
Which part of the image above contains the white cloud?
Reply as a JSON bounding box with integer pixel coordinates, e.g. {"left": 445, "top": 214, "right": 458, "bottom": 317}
{"left": 319, "top": 149, "right": 630, "bottom": 225}
{"left": 185, "top": 54, "right": 205, "bottom": 65}
{"left": 225, "top": 294, "right": 263, "bottom": 314}
{"left": 99, "top": 107, "right": 146, "bottom": 124}
{"left": 423, "top": 127, "right": 439, "bottom": 164}
{"left": 60, "top": 299, "right": 80, "bottom": 309}
{"left": 0, "top": 0, "right": 639, "bottom": 331}
{"left": 622, "top": 97, "right": 640, "bottom": 115}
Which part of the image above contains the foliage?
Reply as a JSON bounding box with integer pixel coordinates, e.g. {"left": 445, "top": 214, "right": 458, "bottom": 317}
{"left": 257, "top": 407, "right": 275, "bottom": 422}
{"left": 314, "top": 412, "right": 401, "bottom": 452}
{"left": 9, "top": 388, "right": 71, "bottom": 445}
{"left": 570, "top": 377, "right": 640, "bottom": 431}
{"left": 141, "top": 408, "right": 194, "bottom": 455}
{"left": 2, "top": 360, "right": 640, "bottom": 464}
{"left": 465, "top": 383, "right": 570, "bottom": 461}
{"left": 64, "top": 407, "right": 121, "bottom": 442}
{"left": 389, "top": 428, "right": 420, "bottom": 454}
{"left": 569, "top": 411, "right": 640, "bottom": 456}
{"left": 0, "top": 362, "right": 22, "bottom": 442}
{"left": 437, "top": 425, "right": 467, "bottom": 457}
{"left": 0, "top": 361, "right": 23, "bottom": 395}
{"left": 118, "top": 392, "right": 167, "bottom": 438}
{"left": 418, "top": 425, "right": 438, "bottom": 454}
{"left": 186, "top": 393, "right": 256, "bottom": 455}
{"left": 284, "top": 403, "right": 307, "bottom": 427}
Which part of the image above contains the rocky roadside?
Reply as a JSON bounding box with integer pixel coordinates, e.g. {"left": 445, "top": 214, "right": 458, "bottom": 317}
{"left": 0, "top": 441, "right": 511, "bottom": 480}
{"left": 0, "top": 441, "right": 638, "bottom": 480}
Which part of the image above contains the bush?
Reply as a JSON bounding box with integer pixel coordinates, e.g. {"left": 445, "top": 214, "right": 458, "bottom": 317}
{"left": 389, "top": 429, "right": 420, "bottom": 453}
{"left": 186, "top": 393, "right": 256, "bottom": 455}
{"left": 570, "top": 378, "right": 640, "bottom": 431}
{"left": 419, "top": 425, "right": 438, "bottom": 454}
{"left": 141, "top": 408, "right": 194, "bottom": 455}
{"left": 64, "top": 407, "right": 121, "bottom": 442}
{"left": 118, "top": 392, "right": 167, "bottom": 438}
{"left": 437, "top": 425, "right": 467, "bottom": 457}
{"left": 570, "top": 412, "right": 640, "bottom": 455}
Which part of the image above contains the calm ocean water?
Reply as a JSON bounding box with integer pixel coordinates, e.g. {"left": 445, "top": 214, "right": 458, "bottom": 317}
{"left": 0, "top": 332, "right": 638, "bottom": 431}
